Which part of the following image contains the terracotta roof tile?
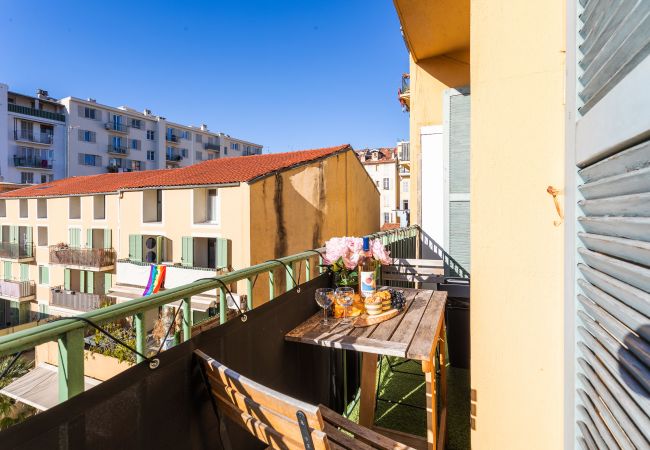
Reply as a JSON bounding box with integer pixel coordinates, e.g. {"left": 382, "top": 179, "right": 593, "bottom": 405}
{"left": 1, "top": 145, "right": 351, "bottom": 198}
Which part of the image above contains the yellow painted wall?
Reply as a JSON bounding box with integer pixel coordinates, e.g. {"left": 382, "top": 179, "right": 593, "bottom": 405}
{"left": 408, "top": 50, "right": 470, "bottom": 225}
{"left": 469, "top": 0, "right": 566, "bottom": 448}
{"left": 248, "top": 150, "right": 379, "bottom": 306}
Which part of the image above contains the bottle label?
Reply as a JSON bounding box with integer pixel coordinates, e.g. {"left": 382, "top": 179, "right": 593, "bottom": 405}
{"left": 360, "top": 271, "right": 376, "bottom": 298}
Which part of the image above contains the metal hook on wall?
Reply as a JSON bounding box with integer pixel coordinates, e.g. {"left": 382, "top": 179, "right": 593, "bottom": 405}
{"left": 547, "top": 186, "right": 563, "bottom": 226}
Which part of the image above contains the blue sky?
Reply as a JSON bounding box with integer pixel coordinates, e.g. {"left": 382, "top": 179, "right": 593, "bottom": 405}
{"left": 0, "top": 1, "right": 408, "bottom": 153}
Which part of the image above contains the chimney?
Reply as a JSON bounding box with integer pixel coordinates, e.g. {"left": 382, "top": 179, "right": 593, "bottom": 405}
{"left": 200, "top": 124, "right": 208, "bottom": 131}
{"left": 36, "top": 89, "right": 49, "bottom": 99}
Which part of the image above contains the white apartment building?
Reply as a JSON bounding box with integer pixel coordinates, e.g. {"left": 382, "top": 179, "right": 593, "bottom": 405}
{"left": 0, "top": 83, "right": 263, "bottom": 183}
{"left": 0, "top": 85, "right": 67, "bottom": 185}
{"left": 397, "top": 140, "right": 410, "bottom": 226}
{"left": 355, "top": 148, "right": 399, "bottom": 227}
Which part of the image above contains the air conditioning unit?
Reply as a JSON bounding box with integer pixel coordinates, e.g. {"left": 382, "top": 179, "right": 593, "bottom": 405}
{"left": 142, "top": 235, "right": 171, "bottom": 264}
{"left": 104, "top": 123, "right": 111, "bottom": 130}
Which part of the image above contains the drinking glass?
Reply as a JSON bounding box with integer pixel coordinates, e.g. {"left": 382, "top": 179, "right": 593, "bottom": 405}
{"left": 315, "top": 288, "right": 334, "bottom": 325}
{"left": 336, "top": 287, "right": 355, "bottom": 324}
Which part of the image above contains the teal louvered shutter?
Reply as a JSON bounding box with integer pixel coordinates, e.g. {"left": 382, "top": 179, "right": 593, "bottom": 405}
{"left": 181, "top": 237, "right": 193, "bottom": 267}
{"left": 24, "top": 227, "right": 33, "bottom": 257}
{"left": 105, "top": 273, "right": 112, "bottom": 290}
{"left": 64, "top": 269, "right": 71, "bottom": 290}
{"left": 69, "top": 228, "right": 81, "bottom": 247}
{"left": 571, "top": 2, "right": 650, "bottom": 447}
{"left": 86, "top": 229, "right": 93, "bottom": 248}
{"left": 79, "top": 271, "right": 85, "bottom": 293}
{"left": 217, "top": 238, "right": 229, "bottom": 269}
{"left": 104, "top": 229, "right": 112, "bottom": 248}
{"left": 19, "top": 264, "right": 28, "bottom": 281}
{"left": 86, "top": 271, "right": 94, "bottom": 294}
{"left": 9, "top": 226, "right": 18, "bottom": 244}
{"left": 445, "top": 88, "right": 471, "bottom": 272}
{"left": 4, "top": 261, "right": 11, "bottom": 280}
{"left": 129, "top": 234, "right": 142, "bottom": 261}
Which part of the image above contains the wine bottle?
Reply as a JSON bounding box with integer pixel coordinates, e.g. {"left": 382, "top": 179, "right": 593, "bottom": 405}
{"left": 359, "top": 237, "right": 377, "bottom": 298}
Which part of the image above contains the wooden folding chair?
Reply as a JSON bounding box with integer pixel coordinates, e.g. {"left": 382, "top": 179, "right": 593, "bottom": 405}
{"left": 194, "top": 349, "right": 417, "bottom": 450}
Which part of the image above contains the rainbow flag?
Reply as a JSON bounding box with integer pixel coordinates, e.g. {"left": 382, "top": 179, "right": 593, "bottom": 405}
{"left": 143, "top": 265, "right": 166, "bottom": 296}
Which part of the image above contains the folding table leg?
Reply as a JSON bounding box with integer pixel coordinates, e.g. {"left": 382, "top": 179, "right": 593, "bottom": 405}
{"left": 358, "top": 352, "right": 378, "bottom": 427}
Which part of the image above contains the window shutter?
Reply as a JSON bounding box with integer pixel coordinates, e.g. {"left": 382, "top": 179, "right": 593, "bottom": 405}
{"left": 69, "top": 228, "right": 81, "bottom": 247}
{"left": 4, "top": 262, "right": 11, "bottom": 280}
{"left": 9, "top": 226, "right": 18, "bottom": 244}
{"left": 78, "top": 129, "right": 84, "bottom": 141}
{"left": 90, "top": 131, "right": 96, "bottom": 143}
{"left": 217, "top": 238, "right": 229, "bottom": 269}
{"left": 86, "top": 271, "right": 94, "bottom": 294}
{"left": 571, "top": 2, "right": 650, "bottom": 447}
{"left": 24, "top": 227, "right": 33, "bottom": 257}
{"left": 41, "top": 266, "right": 49, "bottom": 285}
{"left": 104, "top": 229, "right": 112, "bottom": 248}
{"left": 129, "top": 234, "right": 142, "bottom": 261}
{"left": 64, "top": 269, "right": 71, "bottom": 290}
{"left": 20, "top": 264, "right": 28, "bottom": 281}
{"left": 86, "top": 228, "right": 93, "bottom": 248}
{"left": 79, "top": 270, "right": 85, "bottom": 293}
{"left": 77, "top": 105, "right": 83, "bottom": 117}
{"left": 181, "top": 236, "right": 193, "bottom": 267}
{"left": 105, "top": 273, "right": 112, "bottom": 290}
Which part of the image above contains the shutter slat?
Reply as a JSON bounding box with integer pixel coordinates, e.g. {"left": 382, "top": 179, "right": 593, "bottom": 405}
{"left": 577, "top": 389, "right": 620, "bottom": 450}
{"left": 578, "top": 192, "right": 650, "bottom": 217}
{"left": 578, "top": 139, "right": 650, "bottom": 182}
{"left": 578, "top": 264, "right": 650, "bottom": 318}
{"left": 578, "top": 247, "right": 650, "bottom": 292}
{"left": 579, "top": 232, "right": 650, "bottom": 267}
{"left": 578, "top": 217, "right": 650, "bottom": 242}
{"left": 579, "top": 166, "right": 650, "bottom": 199}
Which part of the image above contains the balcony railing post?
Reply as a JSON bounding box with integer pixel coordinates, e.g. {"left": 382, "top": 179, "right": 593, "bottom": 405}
{"left": 182, "top": 297, "right": 192, "bottom": 341}
{"left": 219, "top": 288, "right": 226, "bottom": 324}
{"left": 57, "top": 328, "right": 85, "bottom": 402}
{"left": 305, "top": 258, "right": 311, "bottom": 282}
{"left": 246, "top": 277, "right": 253, "bottom": 310}
{"left": 268, "top": 270, "right": 275, "bottom": 300}
{"left": 135, "top": 312, "right": 146, "bottom": 364}
{"left": 286, "top": 263, "right": 294, "bottom": 291}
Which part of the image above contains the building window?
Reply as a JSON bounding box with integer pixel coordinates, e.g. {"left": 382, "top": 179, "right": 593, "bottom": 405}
{"left": 131, "top": 160, "right": 142, "bottom": 171}
{"left": 196, "top": 151, "right": 203, "bottom": 161}
{"left": 40, "top": 174, "right": 47, "bottom": 184}
{"left": 223, "top": 146, "right": 228, "bottom": 155}
{"left": 206, "top": 189, "right": 219, "bottom": 223}
{"left": 130, "top": 118, "right": 142, "bottom": 129}
{"left": 83, "top": 107, "right": 98, "bottom": 120}
{"left": 181, "top": 130, "right": 191, "bottom": 140}
{"left": 402, "top": 180, "right": 409, "bottom": 193}
{"left": 19, "top": 199, "right": 28, "bottom": 218}
{"left": 230, "top": 142, "right": 239, "bottom": 150}
{"left": 38, "top": 266, "right": 49, "bottom": 285}
{"left": 195, "top": 134, "right": 203, "bottom": 143}
{"left": 79, "top": 154, "right": 102, "bottom": 166}
{"left": 383, "top": 213, "right": 390, "bottom": 223}
{"left": 79, "top": 130, "right": 96, "bottom": 143}
{"left": 143, "top": 189, "right": 163, "bottom": 223}
{"left": 375, "top": 180, "right": 380, "bottom": 188}
{"left": 402, "top": 200, "right": 409, "bottom": 211}
{"left": 94, "top": 195, "right": 105, "bottom": 220}
{"left": 130, "top": 139, "right": 141, "bottom": 150}
{"left": 69, "top": 197, "right": 81, "bottom": 220}
{"left": 0, "top": 200, "right": 5, "bottom": 217}
{"left": 146, "top": 150, "right": 155, "bottom": 161}
{"left": 37, "top": 198, "right": 47, "bottom": 218}
{"left": 37, "top": 227, "right": 48, "bottom": 246}
{"left": 383, "top": 178, "right": 390, "bottom": 190}
{"left": 21, "top": 172, "right": 34, "bottom": 184}
{"left": 181, "top": 148, "right": 188, "bottom": 158}
{"left": 193, "top": 188, "right": 219, "bottom": 224}
{"left": 146, "top": 130, "right": 155, "bottom": 140}
{"left": 207, "top": 153, "right": 216, "bottom": 160}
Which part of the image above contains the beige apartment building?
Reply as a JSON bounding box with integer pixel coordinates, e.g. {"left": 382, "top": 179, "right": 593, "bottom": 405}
{"left": 355, "top": 148, "right": 399, "bottom": 228}
{"left": 0, "top": 145, "right": 378, "bottom": 328}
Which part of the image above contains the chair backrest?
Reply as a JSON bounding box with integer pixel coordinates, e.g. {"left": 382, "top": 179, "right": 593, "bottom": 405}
{"left": 194, "top": 349, "right": 330, "bottom": 450}
{"left": 381, "top": 258, "right": 445, "bottom": 284}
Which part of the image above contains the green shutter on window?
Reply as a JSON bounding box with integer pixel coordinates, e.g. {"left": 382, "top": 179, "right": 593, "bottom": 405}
{"left": 9, "top": 226, "right": 18, "bottom": 244}
{"left": 181, "top": 237, "right": 193, "bottom": 267}
{"left": 39, "top": 266, "right": 49, "bottom": 285}
{"left": 79, "top": 270, "right": 85, "bottom": 293}
{"left": 86, "top": 271, "right": 94, "bottom": 294}
{"left": 64, "top": 269, "right": 71, "bottom": 290}
{"left": 69, "top": 228, "right": 81, "bottom": 247}
{"left": 24, "top": 227, "right": 33, "bottom": 257}
{"left": 4, "top": 261, "right": 12, "bottom": 280}
{"left": 20, "top": 264, "right": 29, "bottom": 281}
{"left": 129, "top": 234, "right": 142, "bottom": 261}
{"left": 87, "top": 229, "right": 93, "bottom": 248}
{"left": 104, "top": 229, "right": 112, "bottom": 248}
{"left": 105, "top": 273, "right": 112, "bottom": 290}
{"left": 216, "top": 238, "right": 229, "bottom": 269}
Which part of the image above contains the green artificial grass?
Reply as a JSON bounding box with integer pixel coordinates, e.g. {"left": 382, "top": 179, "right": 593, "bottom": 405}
{"left": 346, "top": 357, "right": 470, "bottom": 450}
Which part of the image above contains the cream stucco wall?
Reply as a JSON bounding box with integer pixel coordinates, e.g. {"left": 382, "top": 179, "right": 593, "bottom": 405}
{"left": 408, "top": 51, "right": 470, "bottom": 226}
{"left": 469, "top": 0, "right": 566, "bottom": 448}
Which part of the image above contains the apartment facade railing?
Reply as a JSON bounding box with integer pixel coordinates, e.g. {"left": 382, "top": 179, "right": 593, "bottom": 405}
{"left": 203, "top": 142, "right": 220, "bottom": 151}
{"left": 50, "top": 287, "right": 117, "bottom": 312}
{"left": 0, "top": 242, "right": 34, "bottom": 260}
{"left": 49, "top": 246, "right": 117, "bottom": 268}
{"left": 0, "top": 280, "right": 36, "bottom": 300}
{"left": 105, "top": 122, "right": 128, "bottom": 133}
{"left": 107, "top": 144, "right": 128, "bottom": 155}
{"left": 166, "top": 134, "right": 181, "bottom": 143}
{"left": 13, "top": 130, "right": 53, "bottom": 145}
{"left": 12, "top": 156, "right": 53, "bottom": 169}
{"left": 8, "top": 103, "right": 66, "bottom": 122}
{"left": 0, "top": 225, "right": 462, "bottom": 403}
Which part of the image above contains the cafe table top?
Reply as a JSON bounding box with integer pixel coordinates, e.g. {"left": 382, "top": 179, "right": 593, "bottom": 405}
{"left": 285, "top": 288, "right": 447, "bottom": 363}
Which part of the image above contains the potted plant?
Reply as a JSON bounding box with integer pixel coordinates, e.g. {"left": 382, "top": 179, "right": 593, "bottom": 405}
{"left": 322, "top": 236, "right": 391, "bottom": 292}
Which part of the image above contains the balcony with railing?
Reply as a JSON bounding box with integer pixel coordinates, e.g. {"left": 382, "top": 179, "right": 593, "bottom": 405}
{"left": 49, "top": 287, "right": 116, "bottom": 312}
{"left": 398, "top": 73, "right": 410, "bottom": 112}
{"left": 166, "top": 133, "right": 181, "bottom": 144}
{"left": 0, "top": 242, "right": 34, "bottom": 261}
{"left": 203, "top": 142, "right": 220, "bottom": 151}
{"left": 8, "top": 103, "right": 66, "bottom": 122}
{"left": 13, "top": 130, "right": 53, "bottom": 145}
{"left": 165, "top": 151, "right": 183, "bottom": 163}
{"left": 12, "top": 156, "right": 53, "bottom": 170}
{"left": 107, "top": 144, "right": 129, "bottom": 156}
{"left": 0, "top": 280, "right": 36, "bottom": 302}
{"left": 49, "top": 245, "right": 117, "bottom": 271}
{"left": 0, "top": 226, "right": 470, "bottom": 449}
{"left": 104, "top": 122, "right": 128, "bottom": 133}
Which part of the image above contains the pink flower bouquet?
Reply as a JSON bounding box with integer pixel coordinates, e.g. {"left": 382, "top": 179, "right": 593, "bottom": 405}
{"left": 322, "top": 236, "right": 391, "bottom": 287}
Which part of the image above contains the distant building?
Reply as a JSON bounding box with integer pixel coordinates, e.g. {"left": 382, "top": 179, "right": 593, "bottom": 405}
{"left": 0, "top": 145, "right": 378, "bottom": 328}
{"left": 396, "top": 141, "right": 410, "bottom": 226}
{"left": 355, "top": 148, "right": 399, "bottom": 227}
{"left": 0, "top": 83, "right": 263, "bottom": 184}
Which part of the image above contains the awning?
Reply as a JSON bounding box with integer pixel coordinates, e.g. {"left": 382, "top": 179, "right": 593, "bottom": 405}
{"left": 0, "top": 363, "right": 101, "bottom": 411}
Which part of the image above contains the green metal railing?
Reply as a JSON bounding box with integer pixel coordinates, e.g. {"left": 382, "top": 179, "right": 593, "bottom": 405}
{"left": 0, "top": 226, "right": 420, "bottom": 403}
{"left": 8, "top": 103, "right": 66, "bottom": 122}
